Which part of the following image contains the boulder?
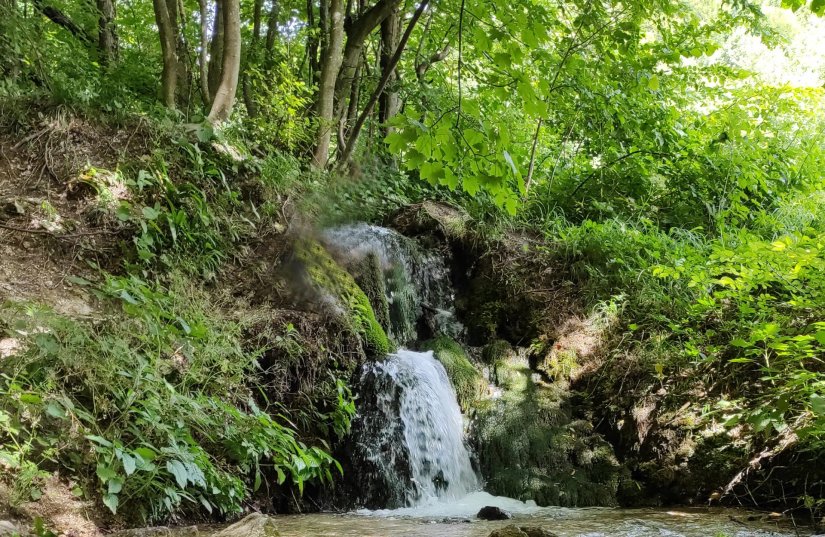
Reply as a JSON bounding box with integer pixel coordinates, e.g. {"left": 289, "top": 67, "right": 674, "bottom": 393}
{"left": 0, "top": 521, "right": 20, "bottom": 537}
{"left": 488, "top": 525, "right": 558, "bottom": 537}
{"left": 214, "top": 514, "right": 279, "bottom": 537}
{"left": 390, "top": 201, "right": 470, "bottom": 240}
{"left": 477, "top": 506, "right": 512, "bottom": 520}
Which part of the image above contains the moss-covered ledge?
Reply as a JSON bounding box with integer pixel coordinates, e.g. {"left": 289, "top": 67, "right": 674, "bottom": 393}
{"left": 294, "top": 239, "right": 392, "bottom": 357}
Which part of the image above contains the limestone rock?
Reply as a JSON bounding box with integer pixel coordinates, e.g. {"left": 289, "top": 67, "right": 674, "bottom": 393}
{"left": 477, "top": 506, "right": 512, "bottom": 520}
{"left": 488, "top": 526, "right": 526, "bottom": 537}
{"left": 214, "top": 514, "right": 279, "bottom": 537}
{"left": 488, "top": 525, "right": 558, "bottom": 537}
{"left": 0, "top": 521, "right": 20, "bottom": 537}
{"left": 390, "top": 201, "right": 469, "bottom": 239}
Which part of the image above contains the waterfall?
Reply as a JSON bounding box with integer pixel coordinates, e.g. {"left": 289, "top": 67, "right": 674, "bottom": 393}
{"left": 322, "top": 223, "right": 461, "bottom": 344}
{"left": 322, "top": 223, "right": 478, "bottom": 508}
{"left": 352, "top": 349, "right": 481, "bottom": 507}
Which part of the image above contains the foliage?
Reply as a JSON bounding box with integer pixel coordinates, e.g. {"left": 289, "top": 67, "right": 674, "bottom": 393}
{"left": 0, "top": 275, "right": 350, "bottom": 522}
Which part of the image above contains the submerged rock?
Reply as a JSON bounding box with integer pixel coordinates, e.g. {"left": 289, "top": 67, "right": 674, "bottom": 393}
{"left": 477, "top": 506, "right": 512, "bottom": 520}
{"left": 488, "top": 525, "right": 558, "bottom": 537}
{"left": 214, "top": 514, "right": 279, "bottom": 537}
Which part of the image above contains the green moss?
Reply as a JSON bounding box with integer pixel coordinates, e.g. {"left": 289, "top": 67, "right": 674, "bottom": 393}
{"left": 351, "top": 252, "right": 390, "bottom": 333}
{"left": 474, "top": 356, "right": 621, "bottom": 507}
{"left": 481, "top": 339, "right": 512, "bottom": 365}
{"left": 296, "top": 240, "right": 391, "bottom": 357}
{"left": 420, "top": 336, "right": 486, "bottom": 410}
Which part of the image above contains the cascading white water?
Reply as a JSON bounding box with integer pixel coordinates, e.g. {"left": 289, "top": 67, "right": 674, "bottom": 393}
{"left": 323, "top": 223, "right": 502, "bottom": 512}
{"left": 357, "top": 349, "right": 481, "bottom": 506}
{"left": 322, "top": 223, "right": 461, "bottom": 344}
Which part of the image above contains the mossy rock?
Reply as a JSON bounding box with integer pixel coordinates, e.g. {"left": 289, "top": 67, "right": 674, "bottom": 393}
{"left": 473, "top": 355, "right": 620, "bottom": 507}
{"left": 295, "top": 239, "right": 391, "bottom": 357}
{"left": 481, "top": 339, "right": 512, "bottom": 366}
{"left": 420, "top": 336, "right": 486, "bottom": 410}
{"left": 351, "top": 251, "right": 391, "bottom": 332}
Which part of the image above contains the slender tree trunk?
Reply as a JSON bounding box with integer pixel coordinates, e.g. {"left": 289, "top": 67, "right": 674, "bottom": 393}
{"left": 311, "top": 0, "right": 344, "bottom": 168}
{"left": 264, "top": 0, "right": 280, "bottom": 67}
{"left": 378, "top": 7, "right": 401, "bottom": 133}
{"left": 208, "top": 0, "right": 241, "bottom": 123}
{"left": 207, "top": 0, "right": 224, "bottom": 99}
{"left": 198, "top": 0, "right": 211, "bottom": 105}
{"left": 524, "top": 118, "right": 543, "bottom": 196}
{"left": 153, "top": 0, "right": 177, "bottom": 108}
{"left": 340, "top": 0, "right": 429, "bottom": 165}
{"left": 242, "top": 0, "right": 263, "bottom": 117}
{"left": 305, "top": 0, "right": 319, "bottom": 85}
{"left": 338, "top": 60, "right": 362, "bottom": 154}
{"left": 170, "top": 0, "right": 191, "bottom": 111}
{"left": 96, "top": 0, "right": 118, "bottom": 67}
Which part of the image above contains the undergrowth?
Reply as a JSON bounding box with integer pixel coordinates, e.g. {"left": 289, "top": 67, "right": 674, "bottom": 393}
{"left": 0, "top": 274, "right": 353, "bottom": 522}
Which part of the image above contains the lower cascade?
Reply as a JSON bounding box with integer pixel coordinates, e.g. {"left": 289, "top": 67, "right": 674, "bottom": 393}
{"left": 350, "top": 349, "right": 481, "bottom": 508}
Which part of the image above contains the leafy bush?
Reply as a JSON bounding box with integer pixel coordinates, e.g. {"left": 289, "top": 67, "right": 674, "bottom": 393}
{"left": 0, "top": 274, "right": 351, "bottom": 522}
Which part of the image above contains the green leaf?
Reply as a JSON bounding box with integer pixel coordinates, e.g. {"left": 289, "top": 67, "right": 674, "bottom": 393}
{"left": 103, "top": 493, "right": 119, "bottom": 514}
{"left": 811, "top": 394, "right": 825, "bottom": 416}
{"left": 647, "top": 75, "right": 660, "bottom": 91}
{"left": 45, "top": 401, "right": 67, "bottom": 419}
{"left": 121, "top": 454, "right": 137, "bottom": 476}
{"left": 142, "top": 206, "right": 161, "bottom": 220}
{"left": 96, "top": 463, "right": 118, "bottom": 482}
{"left": 86, "top": 435, "right": 113, "bottom": 448}
{"left": 166, "top": 459, "right": 188, "bottom": 488}
{"left": 108, "top": 477, "right": 124, "bottom": 495}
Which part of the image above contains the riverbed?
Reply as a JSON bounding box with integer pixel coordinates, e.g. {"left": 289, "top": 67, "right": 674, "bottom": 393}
{"left": 237, "top": 507, "right": 800, "bottom": 537}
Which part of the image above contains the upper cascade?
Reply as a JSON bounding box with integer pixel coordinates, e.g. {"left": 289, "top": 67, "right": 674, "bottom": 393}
{"left": 321, "top": 223, "right": 460, "bottom": 345}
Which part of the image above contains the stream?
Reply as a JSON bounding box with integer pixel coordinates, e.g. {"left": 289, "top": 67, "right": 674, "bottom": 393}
{"left": 208, "top": 506, "right": 798, "bottom": 537}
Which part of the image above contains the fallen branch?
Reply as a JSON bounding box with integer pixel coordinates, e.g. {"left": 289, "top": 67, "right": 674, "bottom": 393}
{"left": 722, "top": 420, "right": 803, "bottom": 498}
{"left": 0, "top": 222, "right": 121, "bottom": 239}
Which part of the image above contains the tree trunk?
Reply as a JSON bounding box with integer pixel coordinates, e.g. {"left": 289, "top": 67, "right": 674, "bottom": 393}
{"left": 153, "top": 0, "right": 177, "bottom": 108}
{"left": 305, "top": 0, "right": 319, "bottom": 85}
{"left": 378, "top": 7, "right": 401, "bottom": 132}
{"left": 339, "top": 0, "right": 430, "bottom": 165}
{"left": 311, "top": 0, "right": 344, "bottom": 168}
{"left": 333, "top": 0, "right": 402, "bottom": 111}
{"left": 96, "top": 0, "right": 118, "bottom": 67}
{"left": 198, "top": 0, "right": 211, "bottom": 105}
{"left": 208, "top": 0, "right": 241, "bottom": 123}
{"left": 170, "top": 0, "right": 191, "bottom": 112}
{"left": 207, "top": 0, "right": 224, "bottom": 99}
{"left": 264, "top": 0, "right": 280, "bottom": 60}
{"left": 242, "top": 0, "right": 263, "bottom": 117}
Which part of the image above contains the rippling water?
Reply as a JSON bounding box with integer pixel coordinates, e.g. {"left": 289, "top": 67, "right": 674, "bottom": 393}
{"left": 258, "top": 507, "right": 799, "bottom": 537}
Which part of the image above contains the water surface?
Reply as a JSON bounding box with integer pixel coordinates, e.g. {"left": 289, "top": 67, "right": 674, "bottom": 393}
{"left": 264, "top": 506, "right": 798, "bottom": 537}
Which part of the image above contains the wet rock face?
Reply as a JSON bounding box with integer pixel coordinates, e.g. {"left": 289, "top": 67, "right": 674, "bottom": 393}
{"left": 472, "top": 347, "right": 621, "bottom": 507}
{"left": 338, "top": 363, "right": 413, "bottom": 509}
{"left": 488, "top": 525, "right": 558, "bottom": 537}
{"left": 477, "top": 506, "right": 512, "bottom": 520}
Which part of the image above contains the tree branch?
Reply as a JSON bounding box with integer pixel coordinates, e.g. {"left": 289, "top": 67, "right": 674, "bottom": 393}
{"left": 339, "top": 0, "right": 430, "bottom": 165}
{"left": 32, "top": 0, "right": 93, "bottom": 43}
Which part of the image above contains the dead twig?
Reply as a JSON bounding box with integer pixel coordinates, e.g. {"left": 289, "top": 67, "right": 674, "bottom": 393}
{"left": 0, "top": 222, "right": 121, "bottom": 239}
